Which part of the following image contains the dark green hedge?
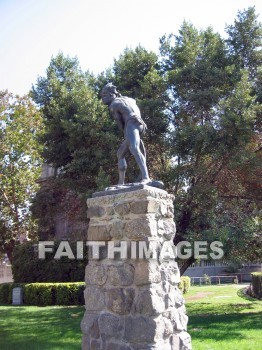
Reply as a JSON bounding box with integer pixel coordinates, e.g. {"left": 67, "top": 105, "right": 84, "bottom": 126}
{"left": 251, "top": 272, "right": 262, "bottom": 299}
{"left": 0, "top": 283, "right": 21, "bottom": 304}
{"left": 0, "top": 282, "right": 85, "bottom": 306}
{"left": 178, "top": 276, "right": 191, "bottom": 294}
{"left": 12, "top": 241, "right": 88, "bottom": 283}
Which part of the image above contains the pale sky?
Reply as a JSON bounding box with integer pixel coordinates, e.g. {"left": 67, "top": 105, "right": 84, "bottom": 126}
{"left": 0, "top": 0, "right": 261, "bottom": 95}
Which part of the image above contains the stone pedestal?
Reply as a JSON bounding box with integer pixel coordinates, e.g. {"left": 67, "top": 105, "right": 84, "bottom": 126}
{"left": 81, "top": 185, "right": 191, "bottom": 350}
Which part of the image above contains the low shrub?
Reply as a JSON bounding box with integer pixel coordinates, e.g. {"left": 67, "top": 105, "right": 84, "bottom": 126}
{"left": 203, "top": 274, "right": 211, "bottom": 285}
{"left": 24, "top": 283, "right": 55, "bottom": 306}
{"left": 178, "top": 276, "right": 191, "bottom": 293}
{"left": 55, "top": 283, "right": 85, "bottom": 305}
{"left": 251, "top": 272, "right": 262, "bottom": 299}
{"left": 0, "top": 283, "right": 11, "bottom": 304}
{"left": 0, "top": 283, "right": 23, "bottom": 304}
{"left": 0, "top": 282, "right": 85, "bottom": 306}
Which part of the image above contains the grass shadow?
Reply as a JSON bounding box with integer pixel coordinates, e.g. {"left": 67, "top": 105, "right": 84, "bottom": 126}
{"left": 186, "top": 301, "right": 258, "bottom": 316}
{"left": 236, "top": 287, "right": 260, "bottom": 302}
{"left": 0, "top": 305, "right": 85, "bottom": 350}
{"left": 188, "top": 311, "right": 262, "bottom": 341}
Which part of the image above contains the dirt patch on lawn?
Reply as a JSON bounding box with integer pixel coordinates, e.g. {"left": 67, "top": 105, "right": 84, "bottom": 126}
{"left": 187, "top": 292, "right": 214, "bottom": 301}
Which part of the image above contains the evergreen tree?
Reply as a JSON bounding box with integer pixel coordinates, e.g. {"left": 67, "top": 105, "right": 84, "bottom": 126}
{"left": 226, "top": 6, "right": 262, "bottom": 80}
{"left": 31, "top": 53, "right": 118, "bottom": 192}
{"left": 31, "top": 53, "right": 118, "bottom": 238}
{"left": 160, "top": 13, "right": 261, "bottom": 272}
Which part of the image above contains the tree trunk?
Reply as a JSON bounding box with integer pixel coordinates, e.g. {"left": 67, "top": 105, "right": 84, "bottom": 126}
{"left": 179, "top": 256, "right": 196, "bottom": 276}
{"left": 4, "top": 240, "right": 15, "bottom": 264}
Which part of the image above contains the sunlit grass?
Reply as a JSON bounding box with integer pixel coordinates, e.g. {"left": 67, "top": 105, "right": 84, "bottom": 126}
{"left": 185, "top": 284, "right": 262, "bottom": 350}
{"left": 0, "top": 305, "right": 85, "bottom": 350}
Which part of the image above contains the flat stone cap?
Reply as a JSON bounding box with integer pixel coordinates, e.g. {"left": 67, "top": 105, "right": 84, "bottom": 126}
{"left": 92, "top": 183, "right": 166, "bottom": 198}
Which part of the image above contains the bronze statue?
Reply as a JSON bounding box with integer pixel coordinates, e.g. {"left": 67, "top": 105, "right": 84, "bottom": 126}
{"left": 101, "top": 83, "right": 151, "bottom": 186}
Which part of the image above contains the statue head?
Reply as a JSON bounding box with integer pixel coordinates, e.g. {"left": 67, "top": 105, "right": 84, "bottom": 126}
{"left": 101, "top": 83, "right": 121, "bottom": 105}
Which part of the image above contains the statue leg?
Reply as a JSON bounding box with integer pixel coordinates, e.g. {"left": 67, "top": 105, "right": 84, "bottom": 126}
{"left": 117, "top": 141, "right": 129, "bottom": 185}
{"left": 136, "top": 140, "right": 147, "bottom": 181}
{"left": 126, "top": 122, "right": 150, "bottom": 182}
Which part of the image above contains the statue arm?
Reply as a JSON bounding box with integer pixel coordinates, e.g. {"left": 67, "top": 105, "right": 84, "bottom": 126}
{"left": 111, "top": 109, "right": 125, "bottom": 131}
{"left": 112, "top": 110, "right": 124, "bottom": 131}
{"left": 109, "top": 101, "right": 124, "bottom": 131}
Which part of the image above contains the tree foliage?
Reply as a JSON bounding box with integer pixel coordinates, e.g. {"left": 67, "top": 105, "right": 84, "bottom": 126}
{"left": 30, "top": 54, "right": 120, "bottom": 238}
{"left": 159, "top": 8, "right": 261, "bottom": 269}
{"left": 31, "top": 53, "right": 118, "bottom": 191}
{"left": 0, "top": 91, "right": 43, "bottom": 261}
{"left": 226, "top": 6, "right": 262, "bottom": 80}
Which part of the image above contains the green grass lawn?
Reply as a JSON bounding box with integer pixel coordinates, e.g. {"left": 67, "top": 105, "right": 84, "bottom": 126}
{"left": 0, "top": 304, "right": 85, "bottom": 350}
{"left": 185, "top": 284, "right": 262, "bottom": 350}
{"left": 0, "top": 284, "right": 261, "bottom": 349}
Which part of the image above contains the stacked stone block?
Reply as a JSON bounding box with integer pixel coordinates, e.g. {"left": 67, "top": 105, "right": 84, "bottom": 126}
{"left": 81, "top": 186, "right": 191, "bottom": 350}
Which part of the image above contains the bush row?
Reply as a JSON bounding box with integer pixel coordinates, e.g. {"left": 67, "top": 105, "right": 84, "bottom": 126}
{"left": 0, "top": 278, "right": 191, "bottom": 306}
{"left": 0, "top": 282, "right": 85, "bottom": 306}
{"left": 178, "top": 276, "right": 191, "bottom": 293}
{"left": 12, "top": 241, "right": 88, "bottom": 283}
{"left": 251, "top": 272, "right": 262, "bottom": 299}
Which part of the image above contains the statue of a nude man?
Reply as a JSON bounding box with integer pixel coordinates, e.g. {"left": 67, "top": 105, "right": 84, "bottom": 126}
{"left": 101, "top": 83, "right": 151, "bottom": 186}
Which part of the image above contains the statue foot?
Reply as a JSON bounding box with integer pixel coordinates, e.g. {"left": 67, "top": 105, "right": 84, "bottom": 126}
{"left": 140, "top": 178, "right": 164, "bottom": 189}
{"left": 149, "top": 180, "right": 165, "bottom": 189}
{"left": 140, "top": 178, "right": 151, "bottom": 185}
